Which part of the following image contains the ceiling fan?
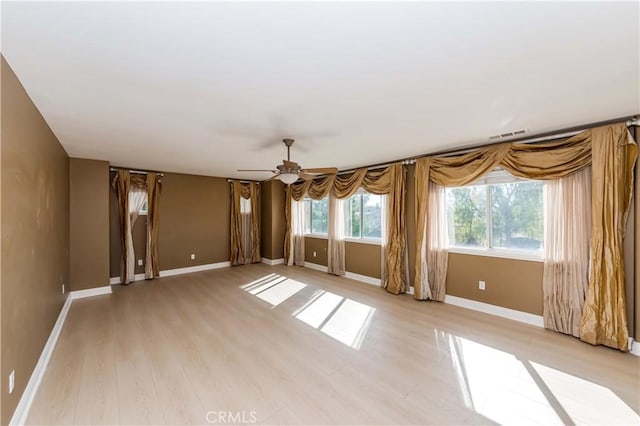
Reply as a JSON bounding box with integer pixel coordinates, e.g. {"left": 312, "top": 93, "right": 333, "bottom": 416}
{"left": 238, "top": 138, "right": 338, "bottom": 184}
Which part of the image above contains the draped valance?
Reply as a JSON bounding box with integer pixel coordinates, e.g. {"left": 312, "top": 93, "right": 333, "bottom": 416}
{"left": 414, "top": 123, "right": 637, "bottom": 351}
{"left": 284, "top": 164, "right": 408, "bottom": 294}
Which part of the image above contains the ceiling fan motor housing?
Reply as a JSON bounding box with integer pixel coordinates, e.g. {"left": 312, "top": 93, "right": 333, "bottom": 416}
{"left": 277, "top": 163, "right": 301, "bottom": 173}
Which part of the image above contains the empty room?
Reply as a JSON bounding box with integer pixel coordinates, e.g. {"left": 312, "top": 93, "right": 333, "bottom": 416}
{"left": 1, "top": 1, "right": 639, "bottom": 425}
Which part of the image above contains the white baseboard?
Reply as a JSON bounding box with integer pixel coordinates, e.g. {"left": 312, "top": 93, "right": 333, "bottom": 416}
{"left": 304, "top": 262, "right": 327, "bottom": 273}
{"left": 304, "top": 262, "right": 381, "bottom": 287}
{"left": 109, "top": 273, "right": 144, "bottom": 285}
{"left": 110, "top": 261, "right": 232, "bottom": 284}
{"left": 69, "top": 285, "right": 112, "bottom": 300}
{"left": 630, "top": 340, "right": 640, "bottom": 357}
{"left": 159, "top": 261, "right": 231, "bottom": 278}
{"left": 444, "top": 295, "right": 544, "bottom": 328}
{"left": 9, "top": 295, "right": 73, "bottom": 426}
{"left": 261, "top": 258, "right": 285, "bottom": 266}
{"left": 344, "top": 271, "right": 381, "bottom": 287}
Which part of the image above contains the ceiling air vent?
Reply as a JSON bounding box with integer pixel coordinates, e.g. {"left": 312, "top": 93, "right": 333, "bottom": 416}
{"left": 488, "top": 129, "right": 527, "bottom": 141}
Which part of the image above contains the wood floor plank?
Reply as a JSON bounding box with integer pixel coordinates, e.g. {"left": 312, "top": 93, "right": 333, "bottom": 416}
{"left": 26, "top": 264, "right": 640, "bottom": 425}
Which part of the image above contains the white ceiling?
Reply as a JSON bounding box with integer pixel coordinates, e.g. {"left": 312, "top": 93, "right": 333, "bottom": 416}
{"left": 2, "top": 2, "right": 639, "bottom": 179}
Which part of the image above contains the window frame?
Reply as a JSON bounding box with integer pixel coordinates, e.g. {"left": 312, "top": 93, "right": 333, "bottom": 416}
{"left": 344, "top": 189, "right": 382, "bottom": 245}
{"left": 446, "top": 170, "right": 544, "bottom": 262}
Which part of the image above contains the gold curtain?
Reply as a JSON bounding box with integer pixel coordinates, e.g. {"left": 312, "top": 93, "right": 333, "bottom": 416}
{"left": 230, "top": 181, "right": 243, "bottom": 266}
{"left": 283, "top": 164, "right": 408, "bottom": 294}
{"left": 229, "top": 180, "right": 261, "bottom": 266}
{"left": 414, "top": 123, "right": 636, "bottom": 351}
{"left": 112, "top": 170, "right": 162, "bottom": 284}
{"left": 249, "top": 182, "right": 261, "bottom": 263}
{"left": 381, "top": 164, "right": 408, "bottom": 294}
{"left": 579, "top": 126, "right": 637, "bottom": 350}
{"left": 145, "top": 172, "right": 161, "bottom": 279}
{"left": 113, "top": 170, "right": 131, "bottom": 284}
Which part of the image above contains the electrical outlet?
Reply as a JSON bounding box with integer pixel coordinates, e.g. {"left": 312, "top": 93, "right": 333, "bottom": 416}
{"left": 478, "top": 280, "right": 486, "bottom": 290}
{"left": 313, "top": 251, "right": 317, "bottom": 257}
{"left": 61, "top": 283, "right": 65, "bottom": 294}
{"left": 190, "top": 254, "right": 196, "bottom": 260}
{"left": 137, "top": 259, "right": 143, "bottom": 266}
{"left": 9, "top": 370, "right": 15, "bottom": 394}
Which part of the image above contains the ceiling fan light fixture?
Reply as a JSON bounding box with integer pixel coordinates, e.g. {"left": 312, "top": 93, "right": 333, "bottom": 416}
{"left": 278, "top": 172, "right": 299, "bottom": 185}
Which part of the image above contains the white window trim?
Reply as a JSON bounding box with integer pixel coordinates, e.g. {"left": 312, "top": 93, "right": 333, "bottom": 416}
{"left": 304, "top": 233, "right": 327, "bottom": 239}
{"left": 448, "top": 246, "right": 543, "bottom": 262}
{"left": 344, "top": 237, "right": 381, "bottom": 246}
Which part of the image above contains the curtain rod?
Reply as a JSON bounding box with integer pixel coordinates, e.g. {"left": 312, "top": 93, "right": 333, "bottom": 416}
{"left": 335, "top": 115, "right": 638, "bottom": 175}
{"left": 110, "top": 167, "right": 164, "bottom": 176}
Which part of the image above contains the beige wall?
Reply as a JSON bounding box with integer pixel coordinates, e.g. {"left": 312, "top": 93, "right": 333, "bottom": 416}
{"left": 110, "top": 172, "right": 231, "bottom": 277}
{"left": 1, "top": 57, "right": 70, "bottom": 425}
{"left": 70, "top": 159, "right": 110, "bottom": 290}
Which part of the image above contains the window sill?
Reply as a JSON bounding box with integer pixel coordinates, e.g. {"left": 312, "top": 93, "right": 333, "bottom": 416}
{"left": 304, "top": 234, "right": 328, "bottom": 240}
{"left": 344, "top": 237, "right": 382, "bottom": 246}
{"left": 448, "top": 246, "right": 543, "bottom": 262}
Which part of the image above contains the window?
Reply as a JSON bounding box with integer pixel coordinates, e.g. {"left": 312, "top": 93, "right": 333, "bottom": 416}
{"left": 303, "top": 197, "right": 328, "bottom": 235}
{"left": 128, "top": 191, "right": 148, "bottom": 215}
{"left": 344, "top": 190, "right": 383, "bottom": 240}
{"left": 446, "top": 170, "right": 543, "bottom": 257}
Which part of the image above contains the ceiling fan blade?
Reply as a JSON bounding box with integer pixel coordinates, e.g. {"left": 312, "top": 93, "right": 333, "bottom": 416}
{"left": 300, "top": 167, "right": 338, "bottom": 174}
{"left": 263, "top": 174, "right": 279, "bottom": 182}
{"left": 283, "top": 160, "right": 299, "bottom": 169}
{"left": 237, "top": 169, "right": 277, "bottom": 172}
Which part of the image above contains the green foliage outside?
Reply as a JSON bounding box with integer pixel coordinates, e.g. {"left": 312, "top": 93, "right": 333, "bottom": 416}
{"left": 447, "top": 181, "right": 543, "bottom": 250}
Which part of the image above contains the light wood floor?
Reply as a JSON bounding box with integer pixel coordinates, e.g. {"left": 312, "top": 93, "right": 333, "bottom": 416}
{"left": 27, "top": 264, "right": 640, "bottom": 425}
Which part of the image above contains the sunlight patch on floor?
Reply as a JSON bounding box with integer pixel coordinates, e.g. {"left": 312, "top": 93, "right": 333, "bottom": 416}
{"left": 292, "top": 288, "right": 376, "bottom": 350}
{"left": 294, "top": 290, "right": 343, "bottom": 328}
{"left": 449, "top": 336, "right": 563, "bottom": 426}
{"left": 240, "top": 274, "right": 306, "bottom": 307}
{"left": 445, "top": 334, "right": 639, "bottom": 426}
{"left": 530, "top": 361, "right": 639, "bottom": 425}
{"left": 241, "top": 275, "right": 377, "bottom": 350}
{"left": 320, "top": 299, "right": 375, "bottom": 349}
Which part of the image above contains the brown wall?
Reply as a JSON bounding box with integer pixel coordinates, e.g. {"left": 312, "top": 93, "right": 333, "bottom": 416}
{"left": 634, "top": 126, "right": 640, "bottom": 341}
{"left": 345, "top": 241, "right": 381, "bottom": 278}
{"left": 446, "top": 253, "right": 544, "bottom": 315}
{"left": 305, "top": 237, "right": 328, "bottom": 266}
{"left": 1, "top": 57, "right": 70, "bottom": 425}
{"left": 271, "top": 182, "right": 286, "bottom": 259}
{"left": 260, "top": 180, "right": 286, "bottom": 260}
{"left": 70, "top": 158, "right": 109, "bottom": 290}
{"left": 260, "top": 182, "right": 273, "bottom": 259}
{"left": 109, "top": 172, "right": 231, "bottom": 277}
{"left": 304, "top": 237, "right": 382, "bottom": 278}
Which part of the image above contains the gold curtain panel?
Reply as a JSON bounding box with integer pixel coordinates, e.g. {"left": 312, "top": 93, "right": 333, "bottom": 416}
{"left": 230, "top": 181, "right": 261, "bottom": 266}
